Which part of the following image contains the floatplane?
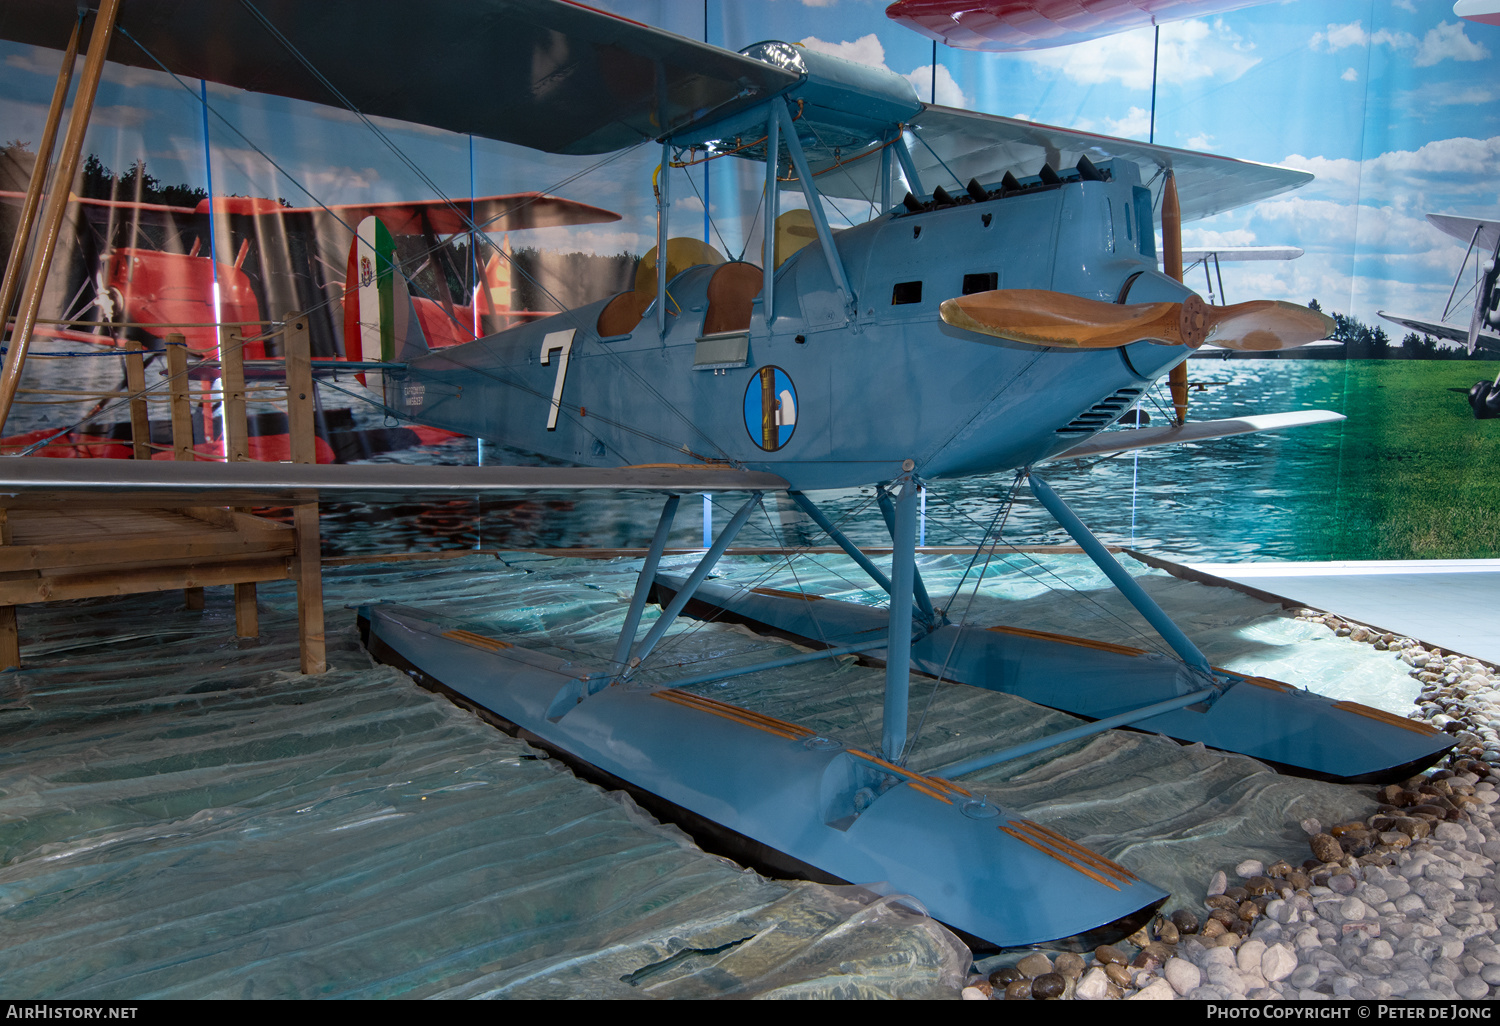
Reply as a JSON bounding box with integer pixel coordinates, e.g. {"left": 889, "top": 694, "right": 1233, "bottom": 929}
{"left": 0, "top": 0, "right": 1454, "bottom": 947}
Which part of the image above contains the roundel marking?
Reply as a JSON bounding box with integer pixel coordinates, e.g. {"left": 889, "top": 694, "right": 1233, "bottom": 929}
{"left": 743, "top": 366, "right": 797, "bottom": 452}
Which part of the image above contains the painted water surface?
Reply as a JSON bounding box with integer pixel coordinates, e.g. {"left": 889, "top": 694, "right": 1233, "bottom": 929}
{"left": 314, "top": 359, "right": 1500, "bottom": 563}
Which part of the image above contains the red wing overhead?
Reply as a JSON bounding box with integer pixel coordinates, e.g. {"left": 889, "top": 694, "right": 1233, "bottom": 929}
{"left": 810, "top": 105, "right": 1312, "bottom": 223}
{"left": 300, "top": 193, "right": 620, "bottom": 236}
{"left": 886, "top": 0, "right": 1270, "bottom": 52}
{"left": 1455, "top": 0, "right": 1500, "bottom": 27}
{"left": 0, "top": 190, "right": 618, "bottom": 236}
{"left": 0, "top": 188, "right": 197, "bottom": 227}
{"left": 0, "top": 0, "right": 798, "bottom": 155}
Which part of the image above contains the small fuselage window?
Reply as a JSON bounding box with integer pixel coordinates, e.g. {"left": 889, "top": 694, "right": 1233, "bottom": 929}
{"left": 962, "top": 272, "right": 998, "bottom": 295}
{"left": 892, "top": 280, "right": 923, "bottom": 305}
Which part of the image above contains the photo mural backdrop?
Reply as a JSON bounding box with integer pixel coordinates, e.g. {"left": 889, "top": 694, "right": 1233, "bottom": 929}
{"left": 0, "top": 0, "right": 1496, "bottom": 560}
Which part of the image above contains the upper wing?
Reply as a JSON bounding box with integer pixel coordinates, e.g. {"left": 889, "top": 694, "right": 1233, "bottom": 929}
{"left": 1378, "top": 311, "right": 1500, "bottom": 353}
{"left": 0, "top": 0, "right": 797, "bottom": 155}
{"left": 0, "top": 458, "right": 789, "bottom": 509}
{"left": 1182, "top": 247, "right": 1304, "bottom": 262}
{"left": 0, "top": 188, "right": 198, "bottom": 227}
{"left": 886, "top": 0, "right": 1270, "bottom": 52}
{"left": 812, "top": 105, "right": 1312, "bottom": 221}
{"left": 1428, "top": 214, "right": 1500, "bottom": 252}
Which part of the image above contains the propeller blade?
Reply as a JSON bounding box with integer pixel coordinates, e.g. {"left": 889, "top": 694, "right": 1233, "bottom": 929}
{"left": 939, "top": 289, "right": 1210, "bottom": 348}
{"left": 1202, "top": 300, "right": 1337, "bottom": 352}
{"left": 1163, "top": 170, "right": 1188, "bottom": 425}
{"left": 940, "top": 290, "right": 1334, "bottom": 352}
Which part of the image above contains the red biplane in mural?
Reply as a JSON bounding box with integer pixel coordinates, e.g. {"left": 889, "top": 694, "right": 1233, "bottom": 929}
{"left": 0, "top": 187, "right": 619, "bottom": 459}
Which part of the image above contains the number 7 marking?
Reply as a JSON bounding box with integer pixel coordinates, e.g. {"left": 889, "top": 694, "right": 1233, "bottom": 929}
{"left": 540, "top": 328, "right": 575, "bottom": 430}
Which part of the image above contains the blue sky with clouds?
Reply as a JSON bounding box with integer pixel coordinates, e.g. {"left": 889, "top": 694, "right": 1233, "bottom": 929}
{"left": 1, "top": 0, "right": 1495, "bottom": 328}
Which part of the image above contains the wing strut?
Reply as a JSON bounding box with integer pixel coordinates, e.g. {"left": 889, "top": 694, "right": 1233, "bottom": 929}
{"left": 775, "top": 98, "right": 855, "bottom": 318}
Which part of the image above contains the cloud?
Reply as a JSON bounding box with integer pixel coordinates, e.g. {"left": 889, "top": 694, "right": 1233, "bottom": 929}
{"left": 799, "top": 33, "right": 886, "bottom": 68}
{"left": 1309, "top": 19, "right": 1489, "bottom": 66}
{"left": 799, "top": 34, "right": 972, "bottom": 108}
{"left": 1185, "top": 133, "right": 1216, "bottom": 150}
{"left": 1414, "top": 21, "right": 1491, "bottom": 66}
{"left": 1310, "top": 22, "right": 1416, "bottom": 53}
{"left": 905, "top": 64, "right": 970, "bottom": 107}
{"left": 1103, "top": 106, "right": 1151, "bottom": 139}
{"left": 1282, "top": 136, "right": 1500, "bottom": 193}
{"left": 88, "top": 105, "right": 154, "bottom": 129}
{"left": 1017, "top": 18, "right": 1258, "bottom": 90}
{"left": 1342, "top": 67, "right": 1359, "bottom": 82}
{"left": 1182, "top": 227, "right": 1258, "bottom": 248}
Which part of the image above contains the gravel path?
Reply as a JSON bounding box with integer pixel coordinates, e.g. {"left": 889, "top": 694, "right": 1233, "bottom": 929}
{"left": 964, "top": 609, "right": 1500, "bottom": 1001}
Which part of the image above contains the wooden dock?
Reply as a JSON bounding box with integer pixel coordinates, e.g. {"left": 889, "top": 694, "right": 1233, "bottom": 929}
{"left": 0, "top": 318, "right": 326, "bottom": 673}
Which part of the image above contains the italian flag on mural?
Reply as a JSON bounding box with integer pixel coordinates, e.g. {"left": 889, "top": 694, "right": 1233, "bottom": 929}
{"left": 343, "top": 215, "right": 396, "bottom": 363}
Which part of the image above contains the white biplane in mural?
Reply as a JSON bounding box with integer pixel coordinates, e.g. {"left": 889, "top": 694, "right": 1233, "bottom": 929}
{"left": 1379, "top": 214, "right": 1500, "bottom": 418}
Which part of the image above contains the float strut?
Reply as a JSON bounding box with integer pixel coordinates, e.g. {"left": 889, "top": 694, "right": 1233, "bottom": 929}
{"left": 788, "top": 491, "right": 895, "bottom": 598}
{"left": 937, "top": 687, "right": 1220, "bottom": 778}
{"left": 650, "top": 636, "right": 888, "bottom": 692}
{"left": 877, "top": 485, "right": 936, "bottom": 625}
{"left": 627, "top": 492, "right": 762, "bottom": 671}
{"left": 1027, "top": 472, "right": 1213, "bottom": 677}
{"left": 604, "top": 493, "right": 680, "bottom": 690}
{"left": 883, "top": 474, "right": 919, "bottom": 762}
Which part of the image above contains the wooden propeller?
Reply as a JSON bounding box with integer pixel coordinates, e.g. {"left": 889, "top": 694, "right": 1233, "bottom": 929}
{"left": 939, "top": 289, "right": 1335, "bottom": 352}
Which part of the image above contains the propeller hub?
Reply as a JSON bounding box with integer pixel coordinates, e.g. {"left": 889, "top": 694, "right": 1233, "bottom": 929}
{"left": 1178, "top": 294, "right": 1209, "bottom": 349}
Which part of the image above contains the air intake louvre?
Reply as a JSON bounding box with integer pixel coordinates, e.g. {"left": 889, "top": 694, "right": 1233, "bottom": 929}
{"left": 1057, "top": 388, "right": 1142, "bottom": 435}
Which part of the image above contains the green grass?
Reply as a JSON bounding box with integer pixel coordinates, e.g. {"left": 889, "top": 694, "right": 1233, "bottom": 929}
{"left": 1299, "top": 361, "right": 1500, "bottom": 560}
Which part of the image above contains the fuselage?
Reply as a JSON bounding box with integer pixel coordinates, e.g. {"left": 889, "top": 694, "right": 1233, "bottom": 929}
{"left": 391, "top": 163, "right": 1193, "bottom": 492}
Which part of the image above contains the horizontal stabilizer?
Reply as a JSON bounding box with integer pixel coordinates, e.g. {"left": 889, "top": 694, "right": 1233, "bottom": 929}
{"left": 0, "top": 458, "right": 788, "bottom": 508}
{"left": 1045, "top": 410, "right": 1346, "bottom": 461}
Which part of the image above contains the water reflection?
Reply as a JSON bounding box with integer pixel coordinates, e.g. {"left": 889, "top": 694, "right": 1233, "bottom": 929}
{"left": 325, "top": 361, "right": 1354, "bottom": 562}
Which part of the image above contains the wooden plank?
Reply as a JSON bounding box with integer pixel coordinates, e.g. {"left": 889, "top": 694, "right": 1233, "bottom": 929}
{"left": 183, "top": 586, "right": 205, "bottom": 610}
{"left": 0, "top": 530, "right": 296, "bottom": 573}
{"left": 0, "top": 557, "right": 292, "bottom": 605}
{"left": 124, "top": 349, "right": 151, "bottom": 461}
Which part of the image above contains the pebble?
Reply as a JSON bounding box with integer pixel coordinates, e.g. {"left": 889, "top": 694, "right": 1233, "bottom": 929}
{"left": 966, "top": 617, "right": 1500, "bottom": 1001}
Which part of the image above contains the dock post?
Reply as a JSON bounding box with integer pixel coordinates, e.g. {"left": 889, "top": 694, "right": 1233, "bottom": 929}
{"left": 285, "top": 314, "right": 326, "bottom": 673}
{"left": 0, "top": 510, "right": 16, "bottom": 670}
{"left": 167, "top": 334, "right": 204, "bottom": 609}
{"left": 124, "top": 348, "right": 150, "bottom": 460}
{"left": 221, "top": 326, "right": 257, "bottom": 639}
